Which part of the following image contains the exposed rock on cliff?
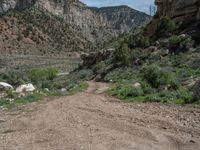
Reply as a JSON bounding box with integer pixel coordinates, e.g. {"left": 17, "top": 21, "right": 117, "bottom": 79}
{"left": 0, "top": 0, "right": 150, "bottom": 55}
{"left": 155, "top": 0, "right": 200, "bottom": 21}
{"left": 146, "top": 0, "right": 200, "bottom": 35}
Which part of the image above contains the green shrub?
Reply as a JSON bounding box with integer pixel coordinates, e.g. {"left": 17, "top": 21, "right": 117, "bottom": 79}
{"left": 104, "top": 68, "right": 137, "bottom": 83}
{"left": 93, "top": 61, "right": 107, "bottom": 74}
{"left": 138, "top": 36, "right": 150, "bottom": 48}
{"left": 107, "top": 84, "right": 144, "bottom": 99}
{"left": 169, "top": 35, "right": 182, "bottom": 46}
{"left": 157, "top": 17, "right": 176, "bottom": 33}
{"left": 168, "top": 35, "right": 194, "bottom": 53}
{"left": 114, "top": 42, "right": 129, "bottom": 66}
{"left": 144, "top": 95, "right": 163, "bottom": 103}
{"left": 0, "top": 70, "right": 28, "bottom": 86}
{"left": 140, "top": 65, "right": 178, "bottom": 89}
{"left": 140, "top": 81, "right": 156, "bottom": 94}
{"left": 75, "top": 69, "right": 94, "bottom": 80}
{"left": 160, "top": 89, "right": 193, "bottom": 104}
{"left": 27, "top": 67, "right": 58, "bottom": 83}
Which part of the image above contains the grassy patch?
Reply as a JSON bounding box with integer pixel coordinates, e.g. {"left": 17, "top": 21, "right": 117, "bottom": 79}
{"left": 106, "top": 83, "right": 194, "bottom": 105}
{"left": 0, "top": 82, "right": 88, "bottom": 109}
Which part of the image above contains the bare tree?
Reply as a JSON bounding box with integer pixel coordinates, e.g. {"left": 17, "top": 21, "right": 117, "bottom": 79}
{"left": 149, "top": 4, "right": 156, "bottom": 16}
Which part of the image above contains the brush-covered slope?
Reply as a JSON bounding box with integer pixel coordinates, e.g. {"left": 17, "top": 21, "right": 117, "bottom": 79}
{"left": 0, "top": 0, "right": 150, "bottom": 55}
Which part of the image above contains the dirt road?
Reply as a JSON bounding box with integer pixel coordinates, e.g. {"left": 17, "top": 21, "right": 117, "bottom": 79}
{"left": 0, "top": 82, "right": 200, "bottom": 150}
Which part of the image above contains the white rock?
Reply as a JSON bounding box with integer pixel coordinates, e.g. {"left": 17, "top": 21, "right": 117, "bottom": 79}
{"left": 0, "top": 82, "right": 13, "bottom": 91}
{"left": 61, "top": 88, "right": 67, "bottom": 92}
{"left": 179, "top": 34, "right": 187, "bottom": 38}
{"left": 133, "top": 82, "right": 141, "bottom": 88}
{"left": 16, "top": 84, "right": 35, "bottom": 93}
{"left": 44, "top": 88, "right": 49, "bottom": 92}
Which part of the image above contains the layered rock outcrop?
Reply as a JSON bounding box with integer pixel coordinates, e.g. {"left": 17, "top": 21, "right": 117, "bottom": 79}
{"left": 155, "top": 0, "right": 200, "bottom": 21}
{"left": 146, "top": 0, "right": 200, "bottom": 35}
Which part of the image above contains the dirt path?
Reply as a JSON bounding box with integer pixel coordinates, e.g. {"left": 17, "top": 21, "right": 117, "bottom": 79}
{"left": 0, "top": 81, "right": 200, "bottom": 150}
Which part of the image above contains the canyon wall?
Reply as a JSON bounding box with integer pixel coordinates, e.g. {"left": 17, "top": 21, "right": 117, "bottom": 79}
{"left": 146, "top": 0, "right": 200, "bottom": 35}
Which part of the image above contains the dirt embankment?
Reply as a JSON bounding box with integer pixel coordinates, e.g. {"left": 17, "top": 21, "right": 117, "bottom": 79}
{"left": 0, "top": 82, "right": 200, "bottom": 150}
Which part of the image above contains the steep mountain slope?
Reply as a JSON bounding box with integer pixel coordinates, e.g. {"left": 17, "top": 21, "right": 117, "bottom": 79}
{"left": 90, "top": 5, "right": 150, "bottom": 33}
{"left": 0, "top": 0, "right": 150, "bottom": 55}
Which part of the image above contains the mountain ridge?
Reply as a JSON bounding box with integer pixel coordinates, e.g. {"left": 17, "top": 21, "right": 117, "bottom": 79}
{"left": 0, "top": 0, "right": 150, "bottom": 55}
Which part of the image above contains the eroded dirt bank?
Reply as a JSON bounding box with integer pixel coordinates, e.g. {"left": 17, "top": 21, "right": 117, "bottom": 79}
{"left": 0, "top": 82, "right": 200, "bottom": 150}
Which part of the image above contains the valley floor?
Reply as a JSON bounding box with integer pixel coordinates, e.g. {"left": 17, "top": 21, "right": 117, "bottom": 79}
{"left": 0, "top": 82, "right": 200, "bottom": 150}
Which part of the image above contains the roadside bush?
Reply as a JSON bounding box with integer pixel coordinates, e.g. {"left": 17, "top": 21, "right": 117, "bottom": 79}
{"left": 140, "top": 81, "right": 156, "bottom": 94}
{"left": 27, "top": 67, "right": 58, "bottom": 84}
{"left": 168, "top": 35, "right": 194, "bottom": 53}
{"left": 140, "top": 65, "right": 178, "bottom": 89}
{"left": 93, "top": 61, "right": 107, "bottom": 74}
{"left": 0, "top": 70, "right": 28, "bottom": 86}
{"left": 114, "top": 42, "right": 129, "bottom": 66}
{"left": 75, "top": 69, "right": 94, "bottom": 80}
{"left": 169, "top": 35, "right": 182, "bottom": 46}
{"left": 107, "top": 84, "right": 144, "bottom": 99}
{"left": 104, "top": 68, "right": 137, "bottom": 83}
{"left": 159, "top": 89, "right": 193, "bottom": 104}
{"left": 137, "top": 36, "right": 150, "bottom": 48}
{"left": 157, "top": 17, "right": 176, "bottom": 33}
{"left": 144, "top": 95, "right": 163, "bottom": 103}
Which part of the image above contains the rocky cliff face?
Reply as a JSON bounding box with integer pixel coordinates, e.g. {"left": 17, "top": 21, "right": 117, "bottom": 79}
{"left": 146, "top": 0, "right": 200, "bottom": 35}
{"left": 0, "top": 0, "right": 34, "bottom": 12}
{"left": 90, "top": 6, "right": 150, "bottom": 33}
{"left": 155, "top": 0, "right": 200, "bottom": 21}
{"left": 0, "top": 0, "right": 150, "bottom": 54}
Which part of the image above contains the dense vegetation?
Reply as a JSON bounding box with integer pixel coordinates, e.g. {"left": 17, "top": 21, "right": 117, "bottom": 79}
{"left": 0, "top": 67, "right": 89, "bottom": 108}
{"left": 0, "top": 17, "right": 199, "bottom": 108}
{"left": 77, "top": 18, "right": 200, "bottom": 104}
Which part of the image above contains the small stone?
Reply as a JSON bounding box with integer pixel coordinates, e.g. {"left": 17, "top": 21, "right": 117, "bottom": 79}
{"left": 61, "top": 88, "right": 67, "bottom": 92}
{"left": 190, "top": 140, "right": 195, "bottom": 143}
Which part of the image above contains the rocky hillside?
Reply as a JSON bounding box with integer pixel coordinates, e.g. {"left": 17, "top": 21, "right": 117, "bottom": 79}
{"left": 90, "top": 5, "right": 150, "bottom": 33}
{"left": 71, "top": 0, "right": 200, "bottom": 105}
{"left": 0, "top": 0, "right": 150, "bottom": 55}
{"left": 146, "top": 0, "right": 200, "bottom": 35}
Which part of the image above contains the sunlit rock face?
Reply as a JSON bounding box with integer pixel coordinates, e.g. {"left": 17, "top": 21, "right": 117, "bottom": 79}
{"left": 0, "top": 0, "right": 34, "bottom": 12}
{"left": 155, "top": 0, "right": 200, "bottom": 21}
{"left": 145, "top": 0, "right": 200, "bottom": 36}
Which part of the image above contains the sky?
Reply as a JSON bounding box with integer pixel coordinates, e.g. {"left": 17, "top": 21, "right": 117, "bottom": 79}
{"left": 80, "top": 0, "right": 155, "bottom": 14}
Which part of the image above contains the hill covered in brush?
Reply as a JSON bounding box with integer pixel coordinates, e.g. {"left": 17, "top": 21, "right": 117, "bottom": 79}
{"left": 0, "top": 0, "right": 150, "bottom": 55}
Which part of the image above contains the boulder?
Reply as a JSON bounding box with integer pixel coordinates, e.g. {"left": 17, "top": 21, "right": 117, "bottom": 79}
{"left": 0, "top": 82, "right": 13, "bottom": 91}
{"left": 61, "top": 88, "right": 67, "bottom": 92}
{"left": 16, "top": 84, "right": 35, "bottom": 93}
{"left": 133, "top": 82, "right": 141, "bottom": 88}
